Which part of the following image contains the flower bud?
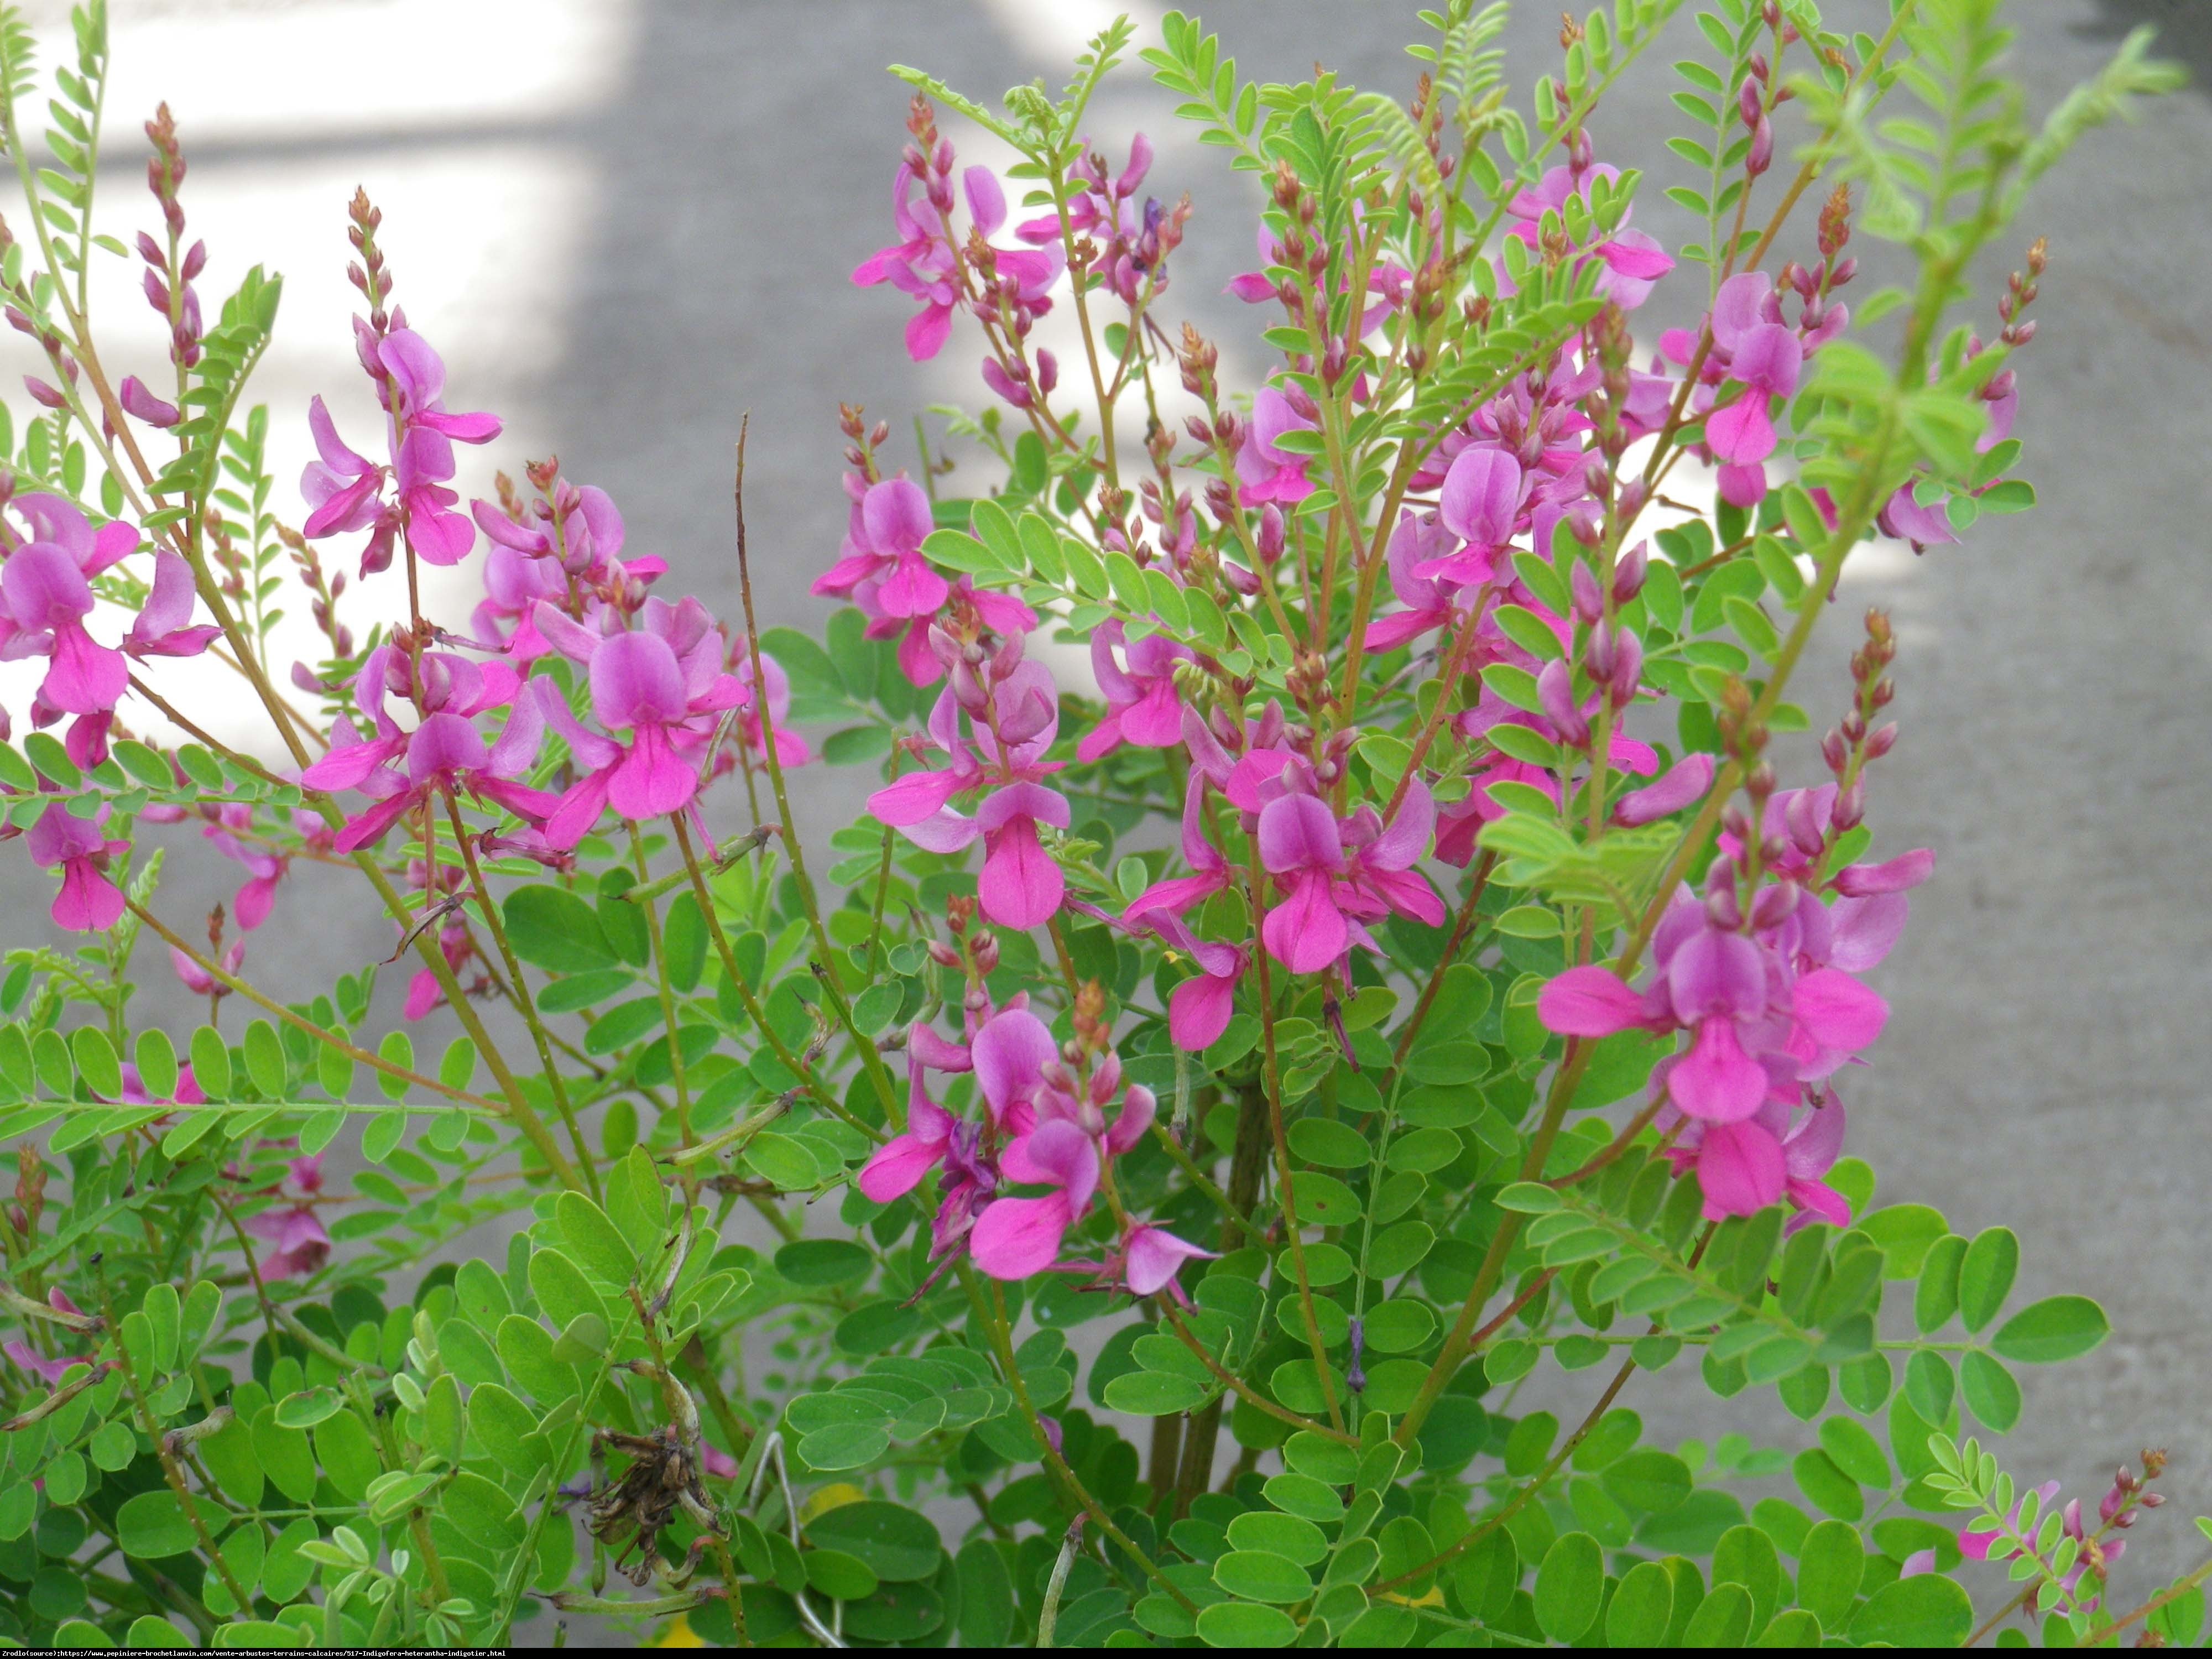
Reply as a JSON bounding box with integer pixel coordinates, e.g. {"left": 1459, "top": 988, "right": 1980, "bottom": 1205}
{"left": 972, "top": 931, "right": 1000, "bottom": 973}
{"left": 1739, "top": 78, "right": 1765, "bottom": 126}
{"left": 1829, "top": 257, "right": 1858, "bottom": 288}
{"left": 1609, "top": 629, "right": 1642, "bottom": 706}
{"left": 1747, "top": 116, "right": 1773, "bottom": 178}
{"left": 1830, "top": 780, "right": 1865, "bottom": 831}
{"left": 1282, "top": 382, "right": 1319, "bottom": 422}
{"left": 1218, "top": 559, "right": 1260, "bottom": 596}
{"left": 1536, "top": 659, "right": 1590, "bottom": 748}
{"left": 1613, "top": 540, "right": 1648, "bottom": 603}
{"left": 1036, "top": 348, "right": 1059, "bottom": 396}
{"left": 1571, "top": 559, "right": 1604, "bottom": 626}
{"left": 1750, "top": 879, "right": 1799, "bottom": 930}
{"left": 1184, "top": 414, "right": 1214, "bottom": 446}
{"left": 1255, "top": 503, "right": 1285, "bottom": 566}
{"left": 1583, "top": 618, "right": 1616, "bottom": 682}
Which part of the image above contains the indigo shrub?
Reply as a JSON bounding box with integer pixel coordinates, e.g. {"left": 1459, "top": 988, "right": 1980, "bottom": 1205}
{"left": 0, "top": 0, "right": 2194, "bottom": 1647}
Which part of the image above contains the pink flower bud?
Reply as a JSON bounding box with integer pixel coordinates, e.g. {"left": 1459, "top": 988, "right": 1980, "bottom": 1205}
{"left": 1583, "top": 619, "right": 1616, "bottom": 682}
{"left": 1830, "top": 780, "right": 1865, "bottom": 831}
{"left": 118, "top": 374, "right": 180, "bottom": 427}
{"left": 1571, "top": 560, "right": 1604, "bottom": 626}
{"left": 290, "top": 661, "right": 324, "bottom": 693}
{"left": 1612, "top": 753, "right": 1713, "bottom": 826}
{"left": 1750, "top": 879, "right": 1799, "bottom": 929}
{"left": 1821, "top": 731, "right": 1849, "bottom": 775}
{"left": 23, "top": 377, "right": 67, "bottom": 410}
{"left": 1184, "top": 415, "right": 1213, "bottom": 445}
{"left": 1218, "top": 559, "right": 1261, "bottom": 596}
{"left": 1613, "top": 540, "right": 1648, "bottom": 603}
{"left": 926, "top": 938, "right": 962, "bottom": 968}
{"left": 1036, "top": 348, "right": 1058, "bottom": 395}
{"left": 1282, "top": 382, "right": 1319, "bottom": 421}
{"left": 1739, "top": 79, "right": 1765, "bottom": 126}
{"left": 1830, "top": 848, "right": 1934, "bottom": 896}
{"left": 135, "top": 231, "right": 163, "bottom": 265}
{"left": 1255, "top": 504, "right": 1285, "bottom": 566}
{"left": 972, "top": 931, "right": 1000, "bottom": 973}
{"left": 1608, "top": 629, "right": 1642, "bottom": 706}
{"left": 1864, "top": 723, "right": 1898, "bottom": 759}
{"left": 181, "top": 239, "right": 207, "bottom": 280}
{"left": 1536, "top": 659, "right": 1590, "bottom": 748}
{"left": 1830, "top": 257, "right": 1858, "bottom": 288}
{"left": 1747, "top": 116, "right": 1773, "bottom": 178}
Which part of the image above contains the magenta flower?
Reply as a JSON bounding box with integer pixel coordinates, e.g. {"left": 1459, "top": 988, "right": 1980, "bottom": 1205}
{"left": 969, "top": 1118, "right": 1098, "bottom": 1281}
{"left": 1121, "top": 768, "right": 1233, "bottom": 922}
{"left": 1258, "top": 794, "right": 1350, "bottom": 971}
{"left": 1411, "top": 447, "right": 1526, "bottom": 587}
{"left": 377, "top": 328, "right": 500, "bottom": 444}
{"left": 1235, "top": 388, "right": 1318, "bottom": 507}
{"left": 1139, "top": 907, "right": 1248, "bottom": 1051}
{"left": 813, "top": 477, "right": 947, "bottom": 622}
{"left": 1076, "top": 619, "right": 1191, "bottom": 761}
{"left": 732, "top": 644, "right": 811, "bottom": 768}
{"left": 868, "top": 661, "right": 1070, "bottom": 932}
{"left": 535, "top": 599, "right": 746, "bottom": 847}
{"left": 471, "top": 479, "right": 626, "bottom": 580}
{"left": 1612, "top": 753, "right": 1715, "bottom": 826}
{"left": 1503, "top": 161, "right": 1674, "bottom": 309}
{"left": 1122, "top": 1224, "right": 1213, "bottom": 1300}
{"left": 246, "top": 1198, "right": 331, "bottom": 1280}
{"left": 118, "top": 373, "right": 181, "bottom": 427}
{"left": 319, "top": 703, "right": 556, "bottom": 854}
{"left": 123, "top": 552, "right": 221, "bottom": 660}
{"left": 170, "top": 937, "right": 242, "bottom": 995}
{"left": 4, "top": 1321, "right": 100, "bottom": 1385}
{"left": 1364, "top": 513, "right": 1464, "bottom": 653}
{"left": 0, "top": 494, "right": 135, "bottom": 717}
{"left": 29, "top": 802, "right": 127, "bottom": 933}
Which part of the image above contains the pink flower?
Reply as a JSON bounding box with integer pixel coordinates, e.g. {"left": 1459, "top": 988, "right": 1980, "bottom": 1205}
{"left": 812, "top": 478, "right": 946, "bottom": 621}
{"left": 1412, "top": 447, "right": 1526, "bottom": 587}
{"left": 1612, "top": 753, "right": 1714, "bottom": 826}
{"left": 377, "top": 328, "right": 500, "bottom": 444}
{"left": 4, "top": 1339, "right": 98, "bottom": 1387}
{"left": 0, "top": 494, "right": 135, "bottom": 717}
{"left": 1077, "top": 620, "right": 1191, "bottom": 761}
{"left": 123, "top": 553, "right": 221, "bottom": 660}
{"left": 1363, "top": 513, "right": 1464, "bottom": 653}
{"left": 1138, "top": 909, "right": 1247, "bottom": 1052}
{"left": 1122, "top": 1224, "right": 1213, "bottom": 1299}
{"left": 969, "top": 1118, "right": 1099, "bottom": 1281}
{"left": 246, "top": 1201, "right": 331, "bottom": 1280}
{"left": 732, "top": 645, "right": 811, "bottom": 768}
{"left": 171, "top": 938, "right": 244, "bottom": 995}
{"left": 1120, "top": 755, "right": 1234, "bottom": 923}
{"left": 535, "top": 598, "right": 747, "bottom": 847}
{"left": 1257, "top": 794, "right": 1349, "bottom": 972}
{"left": 867, "top": 661, "right": 1070, "bottom": 932}
{"left": 1235, "top": 388, "right": 1318, "bottom": 507}
{"left": 28, "top": 802, "right": 127, "bottom": 932}
{"left": 1503, "top": 163, "right": 1674, "bottom": 309}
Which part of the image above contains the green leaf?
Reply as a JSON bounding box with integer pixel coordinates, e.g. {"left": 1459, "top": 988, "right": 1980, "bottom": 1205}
{"left": 557, "top": 1191, "right": 638, "bottom": 1287}
{"left": 1792, "top": 1448, "right": 1863, "bottom": 1521}
{"left": 1957, "top": 1227, "right": 2018, "bottom": 1333}
{"left": 1990, "top": 1295, "right": 2109, "bottom": 1364}
{"left": 242, "top": 1019, "right": 285, "bottom": 1098}
{"left": 1850, "top": 1575, "right": 1973, "bottom": 1646}
{"left": 1796, "top": 1518, "right": 1865, "bottom": 1629}
{"left": 1857, "top": 1204, "right": 1949, "bottom": 1277}
{"left": 1606, "top": 1559, "right": 1674, "bottom": 1646}
{"left": 1212, "top": 1550, "right": 1312, "bottom": 1604}
{"left": 1225, "top": 1512, "right": 1327, "bottom": 1567}
{"left": 1914, "top": 1233, "right": 1968, "bottom": 1332}
{"left": 805, "top": 1501, "right": 940, "bottom": 1582}
{"left": 124, "top": 1616, "right": 194, "bottom": 1649}
{"left": 68, "top": 1026, "right": 120, "bottom": 1100}
{"left": 1680, "top": 1583, "right": 1753, "bottom": 1647}
{"left": 190, "top": 1026, "right": 232, "bottom": 1101}
{"left": 1959, "top": 1349, "right": 2022, "bottom": 1432}
{"left": 1194, "top": 1601, "right": 1297, "bottom": 1647}
{"left": 774, "top": 1239, "right": 872, "bottom": 1287}
{"left": 1533, "top": 1532, "right": 1603, "bottom": 1641}
{"left": 87, "top": 1419, "right": 135, "bottom": 1470}
{"left": 1602, "top": 1450, "right": 1693, "bottom": 1515}
{"left": 115, "top": 1491, "right": 196, "bottom": 1559}
{"left": 504, "top": 885, "right": 618, "bottom": 973}
{"left": 1818, "top": 1416, "right": 1891, "bottom": 1488}
{"left": 273, "top": 1386, "right": 345, "bottom": 1429}
{"left": 956, "top": 1540, "right": 1015, "bottom": 1647}
{"left": 314, "top": 1411, "right": 379, "bottom": 1503}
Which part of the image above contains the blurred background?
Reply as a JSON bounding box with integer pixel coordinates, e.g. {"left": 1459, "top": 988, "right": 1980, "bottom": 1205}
{"left": 2, "top": 0, "right": 2208, "bottom": 1597}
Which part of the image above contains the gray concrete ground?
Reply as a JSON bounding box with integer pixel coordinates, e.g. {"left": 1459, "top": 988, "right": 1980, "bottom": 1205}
{"left": 3, "top": 0, "right": 2210, "bottom": 1614}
